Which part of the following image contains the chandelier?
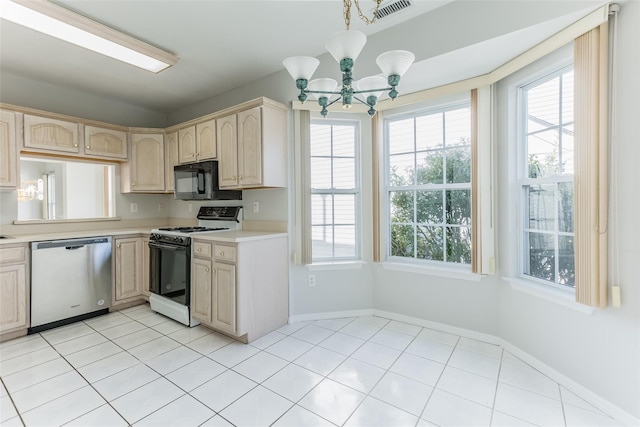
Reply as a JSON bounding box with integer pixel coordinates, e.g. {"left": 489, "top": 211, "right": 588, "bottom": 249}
{"left": 283, "top": 0, "right": 415, "bottom": 117}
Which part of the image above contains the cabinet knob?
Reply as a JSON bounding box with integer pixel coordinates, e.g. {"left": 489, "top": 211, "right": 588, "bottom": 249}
{"left": 213, "top": 269, "right": 217, "bottom": 274}
{"left": 132, "top": 183, "right": 136, "bottom": 187}
{"left": 239, "top": 175, "right": 243, "bottom": 180}
{"left": 117, "top": 243, "right": 121, "bottom": 248}
{"left": 232, "top": 176, "right": 236, "bottom": 180}
{"left": 220, "top": 251, "right": 224, "bottom": 256}
{"left": 74, "top": 143, "right": 78, "bottom": 148}
{"left": 197, "top": 248, "right": 202, "bottom": 252}
{"left": 205, "top": 267, "right": 209, "bottom": 272}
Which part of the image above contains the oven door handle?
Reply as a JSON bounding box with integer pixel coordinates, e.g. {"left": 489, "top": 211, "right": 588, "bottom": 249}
{"left": 148, "top": 242, "right": 188, "bottom": 251}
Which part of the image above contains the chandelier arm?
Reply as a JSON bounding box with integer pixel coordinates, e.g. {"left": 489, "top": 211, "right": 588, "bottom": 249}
{"left": 325, "top": 96, "right": 343, "bottom": 108}
{"left": 352, "top": 95, "right": 371, "bottom": 107}
{"left": 304, "top": 89, "right": 344, "bottom": 96}
{"left": 351, "top": 87, "right": 392, "bottom": 95}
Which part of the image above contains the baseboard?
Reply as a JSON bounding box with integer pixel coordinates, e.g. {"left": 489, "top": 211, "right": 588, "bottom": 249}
{"left": 500, "top": 340, "right": 640, "bottom": 427}
{"left": 288, "top": 308, "right": 373, "bottom": 323}
{"left": 288, "top": 308, "right": 639, "bottom": 426}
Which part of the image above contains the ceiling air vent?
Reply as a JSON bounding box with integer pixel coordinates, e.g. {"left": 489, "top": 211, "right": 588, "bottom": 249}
{"left": 373, "top": 0, "right": 412, "bottom": 19}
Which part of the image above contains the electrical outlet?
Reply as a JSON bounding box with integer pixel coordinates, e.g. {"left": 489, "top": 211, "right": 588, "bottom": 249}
{"left": 308, "top": 275, "right": 316, "bottom": 287}
{"left": 129, "top": 203, "right": 138, "bottom": 213}
{"left": 253, "top": 201, "right": 260, "bottom": 213}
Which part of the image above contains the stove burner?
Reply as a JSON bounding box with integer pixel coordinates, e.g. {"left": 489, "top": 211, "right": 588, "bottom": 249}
{"left": 158, "top": 226, "right": 229, "bottom": 233}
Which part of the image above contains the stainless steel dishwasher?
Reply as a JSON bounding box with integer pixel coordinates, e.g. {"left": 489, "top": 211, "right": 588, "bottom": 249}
{"left": 30, "top": 236, "right": 112, "bottom": 333}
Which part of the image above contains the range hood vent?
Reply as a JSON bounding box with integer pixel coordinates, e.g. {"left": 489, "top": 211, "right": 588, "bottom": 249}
{"left": 373, "top": 0, "right": 412, "bottom": 19}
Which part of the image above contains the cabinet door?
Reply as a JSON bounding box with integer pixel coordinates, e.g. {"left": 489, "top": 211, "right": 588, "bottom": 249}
{"left": 130, "top": 133, "right": 165, "bottom": 191}
{"left": 196, "top": 119, "right": 216, "bottom": 160}
{"left": 192, "top": 257, "right": 212, "bottom": 323}
{"left": 165, "top": 131, "right": 179, "bottom": 192}
{"left": 24, "top": 114, "right": 79, "bottom": 154}
{"left": 212, "top": 262, "right": 236, "bottom": 334}
{"left": 0, "top": 110, "right": 18, "bottom": 189}
{"left": 178, "top": 126, "right": 197, "bottom": 164}
{"left": 115, "top": 238, "right": 143, "bottom": 302}
{"left": 216, "top": 114, "right": 239, "bottom": 188}
{"left": 84, "top": 126, "right": 127, "bottom": 159}
{"left": 0, "top": 264, "right": 27, "bottom": 333}
{"left": 237, "top": 107, "right": 262, "bottom": 187}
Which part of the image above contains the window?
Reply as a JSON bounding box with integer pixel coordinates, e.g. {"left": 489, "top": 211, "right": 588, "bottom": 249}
{"left": 310, "top": 121, "right": 360, "bottom": 261}
{"left": 519, "top": 66, "right": 575, "bottom": 288}
{"left": 385, "top": 104, "right": 472, "bottom": 265}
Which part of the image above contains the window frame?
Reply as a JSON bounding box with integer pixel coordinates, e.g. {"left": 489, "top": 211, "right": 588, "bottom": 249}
{"left": 309, "top": 118, "right": 362, "bottom": 262}
{"left": 516, "top": 63, "right": 576, "bottom": 292}
{"left": 383, "top": 100, "right": 472, "bottom": 269}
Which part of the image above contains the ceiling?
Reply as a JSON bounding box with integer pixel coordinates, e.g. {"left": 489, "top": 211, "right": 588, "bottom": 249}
{"left": 0, "top": 0, "right": 607, "bottom": 116}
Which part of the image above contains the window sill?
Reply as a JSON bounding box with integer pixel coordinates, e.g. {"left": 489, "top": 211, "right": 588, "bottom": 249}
{"left": 503, "top": 277, "right": 595, "bottom": 315}
{"left": 306, "top": 261, "right": 366, "bottom": 271}
{"left": 382, "top": 262, "right": 483, "bottom": 282}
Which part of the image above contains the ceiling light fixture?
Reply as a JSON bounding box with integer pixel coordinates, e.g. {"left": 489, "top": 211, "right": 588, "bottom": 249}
{"left": 283, "top": 0, "right": 414, "bottom": 117}
{"left": 0, "top": 0, "right": 178, "bottom": 73}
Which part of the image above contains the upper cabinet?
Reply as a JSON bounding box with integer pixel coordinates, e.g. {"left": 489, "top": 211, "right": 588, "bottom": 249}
{"left": 84, "top": 125, "right": 127, "bottom": 160}
{"left": 178, "top": 118, "right": 217, "bottom": 164}
{"left": 165, "top": 131, "right": 179, "bottom": 192}
{"left": 121, "top": 132, "right": 165, "bottom": 193}
{"left": 0, "top": 110, "right": 18, "bottom": 189}
{"left": 23, "top": 114, "right": 79, "bottom": 154}
{"left": 217, "top": 100, "right": 287, "bottom": 189}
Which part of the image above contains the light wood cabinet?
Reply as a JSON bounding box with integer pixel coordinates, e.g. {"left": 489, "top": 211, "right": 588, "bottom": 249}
{"left": 165, "top": 131, "right": 179, "bottom": 192}
{"left": 217, "top": 102, "right": 287, "bottom": 189}
{"left": 114, "top": 237, "right": 143, "bottom": 304}
{"left": 178, "top": 119, "right": 217, "bottom": 164}
{"left": 84, "top": 125, "right": 127, "bottom": 160}
{"left": 0, "top": 244, "right": 29, "bottom": 341}
{"left": 0, "top": 110, "right": 18, "bottom": 189}
{"left": 191, "top": 235, "right": 288, "bottom": 342}
{"left": 23, "top": 114, "right": 80, "bottom": 154}
{"left": 142, "top": 237, "right": 150, "bottom": 298}
{"left": 121, "top": 132, "right": 165, "bottom": 193}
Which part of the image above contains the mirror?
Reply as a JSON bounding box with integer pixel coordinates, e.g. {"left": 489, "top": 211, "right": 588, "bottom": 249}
{"left": 18, "top": 156, "right": 116, "bottom": 221}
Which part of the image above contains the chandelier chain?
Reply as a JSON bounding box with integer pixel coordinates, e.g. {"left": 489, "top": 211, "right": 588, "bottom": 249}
{"left": 343, "top": 0, "right": 384, "bottom": 30}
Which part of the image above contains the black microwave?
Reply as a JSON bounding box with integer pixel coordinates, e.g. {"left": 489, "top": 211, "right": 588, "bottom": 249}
{"left": 174, "top": 160, "right": 242, "bottom": 200}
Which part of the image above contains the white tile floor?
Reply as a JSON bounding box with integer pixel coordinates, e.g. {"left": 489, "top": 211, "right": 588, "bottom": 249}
{"left": 0, "top": 303, "right": 622, "bottom": 427}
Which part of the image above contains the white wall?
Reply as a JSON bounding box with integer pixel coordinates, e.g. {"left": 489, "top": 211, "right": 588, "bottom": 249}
{"left": 495, "top": 2, "right": 640, "bottom": 418}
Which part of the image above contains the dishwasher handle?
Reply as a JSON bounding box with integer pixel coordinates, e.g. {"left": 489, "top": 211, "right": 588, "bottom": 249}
{"left": 33, "top": 237, "right": 111, "bottom": 250}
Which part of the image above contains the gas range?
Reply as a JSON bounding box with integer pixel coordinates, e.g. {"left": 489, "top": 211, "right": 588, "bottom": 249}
{"left": 150, "top": 206, "right": 242, "bottom": 244}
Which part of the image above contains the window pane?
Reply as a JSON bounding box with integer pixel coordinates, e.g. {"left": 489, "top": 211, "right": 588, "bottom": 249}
{"left": 528, "top": 129, "right": 560, "bottom": 178}
{"left": 561, "top": 70, "right": 574, "bottom": 124}
{"left": 334, "top": 226, "right": 356, "bottom": 258}
{"left": 310, "top": 124, "right": 331, "bottom": 156}
{"left": 388, "top": 118, "right": 415, "bottom": 154}
{"left": 332, "top": 125, "right": 355, "bottom": 157}
{"left": 558, "top": 235, "right": 575, "bottom": 288}
{"left": 311, "top": 194, "right": 333, "bottom": 225}
{"left": 447, "top": 226, "right": 471, "bottom": 264}
{"left": 444, "top": 108, "right": 470, "bottom": 147}
{"left": 445, "top": 146, "right": 471, "bottom": 183}
{"left": 526, "top": 184, "right": 555, "bottom": 231}
{"left": 525, "top": 232, "right": 555, "bottom": 283}
{"left": 391, "top": 224, "right": 414, "bottom": 257}
{"left": 416, "top": 113, "right": 443, "bottom": 151}
{"left": 528, "top": 76, "right": 560, "bottom": 127}
{"left": 446, "top": 190, "right": 471, "bottom": 225}
{"left": 390, "top": 191, "right": 414, "bottom": 223}
{"left": 560, "top": 124, "right": 574, "bottom": 175}
{"left": 416, "top": 225, "right": 443, "bottom": 261}
{"left": 310, "top": 157, "right": 331, "bottom": 189}
{"left": 333, "top": 158, "right": 355, "bottom": 189}
{"left": 334, "top": 194, "right": 355, "bottom": 225}
{"left": 389, "top": 153, "right": 415, "bottom": 186}
{"left": 416, "top": 190, "right": 443, "bottom": 225}
{"left": 312, "top": 226, "right": 333, "bottom": 258}
{"left": 416, "top": 150, "right": 443, "bottom": 185}
{"left": 558, "top": 182, "right": 574, "bottom": 233}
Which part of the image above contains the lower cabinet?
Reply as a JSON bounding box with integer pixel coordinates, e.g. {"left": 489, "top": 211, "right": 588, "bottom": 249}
{"left": 113, "top": 236, "right": 144, "bottom": 306}
{"left": 0, "top": 244, "right": 29, "bottom": 341}
{"left": 191, "top": 236, "right": 287, "bottom": 342}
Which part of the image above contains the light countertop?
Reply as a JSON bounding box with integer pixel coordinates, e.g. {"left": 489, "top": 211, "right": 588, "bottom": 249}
{"left": 190, "top": 230, "right": 287, "bottom": 243}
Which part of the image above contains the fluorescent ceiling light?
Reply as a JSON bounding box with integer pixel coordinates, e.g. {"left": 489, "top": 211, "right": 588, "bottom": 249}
{"left": 0, "top": 0, "right": 177, "bottom": 73}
